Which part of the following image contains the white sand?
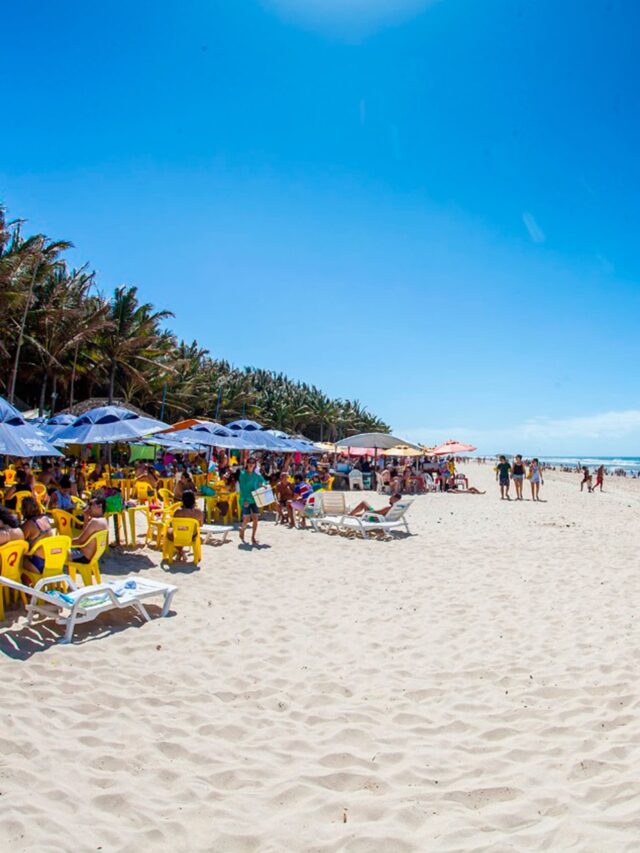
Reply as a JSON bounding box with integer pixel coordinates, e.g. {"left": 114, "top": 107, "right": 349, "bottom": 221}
{"left": 2, "top": 464, "right": 640, "bottom": 852}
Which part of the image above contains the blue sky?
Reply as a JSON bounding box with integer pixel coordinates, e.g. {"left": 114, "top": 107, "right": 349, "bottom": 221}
{"left": 2, "top": 0, "right": 639, "bottom": 454}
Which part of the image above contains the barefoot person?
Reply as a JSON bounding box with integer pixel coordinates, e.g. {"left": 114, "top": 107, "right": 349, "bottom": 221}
{"left": 528, "top": 458, "right": 544, "bottom": 501}
{"left": 275, "top": 472, "right": 295, "bottom": 526}
{"left": 594, "top": 465, "right": 604, "bottom": 492}
{"left": 496, "top": 456, "right": 512, "bottom": 500}
{"left": 238, "top": 458, "right": 266, "bottom": 545}
{"left": 580, "top": 466, "right": 593, "bottom": 493}
{"left": 511, "top": 454, "right": 525, "bottom": 500}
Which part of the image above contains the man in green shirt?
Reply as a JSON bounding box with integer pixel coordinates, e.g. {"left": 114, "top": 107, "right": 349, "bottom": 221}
{"left": 238, "top": 458, "right": 266, "bottom": 545}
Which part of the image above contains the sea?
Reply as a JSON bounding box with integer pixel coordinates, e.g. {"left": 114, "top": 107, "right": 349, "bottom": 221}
{"left": 536, "top": 456, "right": 640, "bottom": 475}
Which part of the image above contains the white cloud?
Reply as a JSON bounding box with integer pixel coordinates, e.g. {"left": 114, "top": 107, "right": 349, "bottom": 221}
{"left": 522, "top": 211, "right": 545, "bottom": 243}
{"left": 397, "top": 410, "right": 640, "bottom": 456}
{"left": 262, "top": 0, "right": 438, "bottom": 36}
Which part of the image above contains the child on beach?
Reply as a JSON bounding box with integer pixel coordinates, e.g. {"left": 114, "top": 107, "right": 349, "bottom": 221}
{"left": 511, "top": 454, "right": 525, "bottom": 500}
{"left": 496, "top": 456, "right": 512, "bottom": 499}
{"left": 528, "top": 458, "right": 543, "bottom": 500}
{"left": 580, "top": 467, "right": 593, "bottom": 493}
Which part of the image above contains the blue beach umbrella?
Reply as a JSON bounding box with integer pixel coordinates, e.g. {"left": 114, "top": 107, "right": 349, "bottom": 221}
{"left": 0, "top": 396, "right": 63, "bottom": 458}
{"left": 39, "top": 413, "right": 78, "bottom": 444}
{"left": 54, "top": 406, "right": 168, "bottom": 445}
{"left": 226, "top": 419, "right": 291, "bottom": 451}
{"left": 169, "top": 421, "right": 251, "bottom": 451}
{"left": 265, "top": 429, "right": 320, "bottom": 454}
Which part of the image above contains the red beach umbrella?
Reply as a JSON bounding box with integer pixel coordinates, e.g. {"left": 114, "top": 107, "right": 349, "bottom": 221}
{"left": 432, "top": 439, "right": 477, "bottom": 456}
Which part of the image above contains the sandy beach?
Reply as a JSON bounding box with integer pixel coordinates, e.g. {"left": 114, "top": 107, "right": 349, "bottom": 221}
{"left": 1, "top": 463, "right": 639, "bottom": 852}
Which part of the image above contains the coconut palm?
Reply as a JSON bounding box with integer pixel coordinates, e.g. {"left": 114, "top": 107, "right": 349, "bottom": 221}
{"left": 100, "top": 285, "right": 173, "bottom": 404}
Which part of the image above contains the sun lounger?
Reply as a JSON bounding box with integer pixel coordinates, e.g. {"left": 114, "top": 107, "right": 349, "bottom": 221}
{"left": 0, "top": 574, "right": 177, "bottom": 644}
{"left": 309, "top": 492, "right": 348, "bottom": 531}
{"left": 200, "top": 523, "right": 234, "bottom": 544}
{"left": 320, "top": 499, "right": 414, "bottom": 539}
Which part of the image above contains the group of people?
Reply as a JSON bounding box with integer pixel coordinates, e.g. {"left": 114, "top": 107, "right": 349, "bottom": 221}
{"left": 0, "top": 495, "right": 108, "bottom": 574}
{"left": 580, "top": 465, "right": 605, "bottom": 493}
{"left": 495, "top": 455, "right": 544, "bottom": 501}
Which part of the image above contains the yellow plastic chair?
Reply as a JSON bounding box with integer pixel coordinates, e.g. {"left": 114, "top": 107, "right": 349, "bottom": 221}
{"left": 143, "top": 503, "right": 180, "bottom": 549}
{"left": 3, "top": 469, "right": 16, "bottom": 486}
{"left": 67, "top": 530, "right": 109, "bottom": 586}
{"left": 162, "top": 518, "right": 201, "bottom": 566}
{"left": 34, "top": 482, "right": 48, "bottom": 504}
{"left": 51, "top": 509, "right": 83, "bottom": 538}
{"left": 0, "top": 540, "right": 29, "bottom": 620}
{"left": 135, "top": 481, "right": 157, "bottom": 505}
{"left": 23, "top": 535, "right": 71, "bottom": 587}
{"left": 70, "top": 495, "right": 85, "bottom": 515}
{"left": 158, "top": 487, "right": 175, "bottom": 508}
{"left": 13, "top": 491, "right": 38, "bottom": 519}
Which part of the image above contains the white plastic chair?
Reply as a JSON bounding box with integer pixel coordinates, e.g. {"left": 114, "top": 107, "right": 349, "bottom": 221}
{"left": 376, "top": 472, "right": 391, "bottom": 494}
{"left": 309, "top": 492, "right": 348, "bottom": 531}
{"left": 348, "top": 470, "right": 364, "bottom": 491}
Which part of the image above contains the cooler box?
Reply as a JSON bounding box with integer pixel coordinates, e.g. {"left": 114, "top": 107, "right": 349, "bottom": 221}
{"left": 252, "top": 486, "right": 275, "bottom": 508}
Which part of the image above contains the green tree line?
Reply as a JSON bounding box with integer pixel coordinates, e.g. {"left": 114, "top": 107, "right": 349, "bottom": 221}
{"left": 0, "top": 206, "right": 389, "bottom": 441}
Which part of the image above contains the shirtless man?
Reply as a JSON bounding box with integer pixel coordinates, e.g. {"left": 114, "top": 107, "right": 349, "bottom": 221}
{"left": 349, "top": 493, "right": 401, "bottom": 517}
{"left": 275, "top": 472, "right": 295, "bottom": 525}
{"left": 70, "top": 497, "right": 108, "bottom": 563}
{"left": 167, "top": 491, "right": 203, "bottom": 559}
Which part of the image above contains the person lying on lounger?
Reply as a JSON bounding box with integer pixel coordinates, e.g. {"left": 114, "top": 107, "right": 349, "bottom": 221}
{"left": 348, "top": 493, "right": 402, "bottom": 517}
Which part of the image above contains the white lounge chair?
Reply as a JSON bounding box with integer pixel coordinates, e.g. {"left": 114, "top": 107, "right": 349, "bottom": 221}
{"left": 320, "top": 499, "right": 414, "bottom": 540}
{"left": 309, "top": 492, "right": 348, "bottom": 531}
{"left": 0, "top": 574, "right": 177, "bottom": 644}
{"left": 200, "top": 523, "right": 234, "bottom": 544}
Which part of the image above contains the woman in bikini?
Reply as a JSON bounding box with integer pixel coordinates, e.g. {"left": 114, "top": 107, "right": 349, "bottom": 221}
{"left": 20, "top": 496, "right": 54, "bottom": 575}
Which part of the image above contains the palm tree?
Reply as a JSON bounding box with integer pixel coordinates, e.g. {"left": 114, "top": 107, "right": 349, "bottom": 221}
{"left": 0, "top": 202, "right": 390, "bottom": 435}
{"left": 24, "top": 266, "right": 109, "bottom": 414}
{"left": 100, "top": 285, "right": 173, "bottom": 404}
{"left": 0, "top": 213, "right": 72, "bottom": 401}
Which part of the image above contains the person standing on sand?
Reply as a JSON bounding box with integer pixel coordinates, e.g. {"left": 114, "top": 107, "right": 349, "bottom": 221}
{"left": 580, "top": 466, "right": 593, "bottom": 493}
{"left": 528, "top": 458, "right": 544, "bottom": 500}
{"left": 238, "top": 457, "right": 266, "bottom": 545}
{"left": 511, "top": 454, "right": 525, "bottom": 500}
{"left": 594, "top": 465, "right": 604, "bottom": 492}
{"left": 496, "top": 455, "right": 512, "bottom": 500}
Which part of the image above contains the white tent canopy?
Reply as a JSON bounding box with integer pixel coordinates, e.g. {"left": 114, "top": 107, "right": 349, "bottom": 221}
{"left": 336, "top": 433, "right": 422, "bottom": 451}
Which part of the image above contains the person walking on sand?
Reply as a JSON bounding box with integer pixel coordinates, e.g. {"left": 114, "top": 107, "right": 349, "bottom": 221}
{"left": 238, "top": 457, "right": 266, "bottom": 545}
{"left": 580, "top": 466, "right": 593, "bottom": 493}
{"left": 528, "top": 458, "right": 544, "bottom": 500}
{"left": 496, "top": 455, "right": 512, "bottom": 500}
{"left": 511, "top": 454, "right": 526, "bottom": 500}
{"left": 594, "top": 465, "right": 604, "bottom": 492}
